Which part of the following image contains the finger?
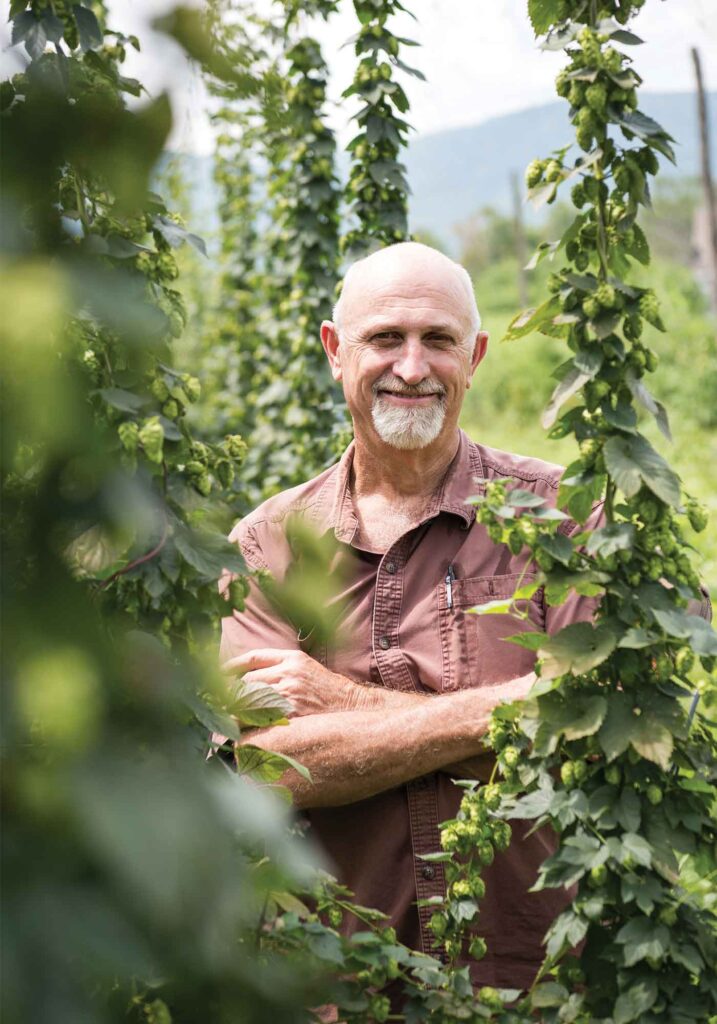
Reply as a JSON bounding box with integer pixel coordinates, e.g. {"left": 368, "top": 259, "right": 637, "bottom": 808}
{"left": 241, "top": 669, "right": 283, "bottom": 687}
{"left": 222, "top": 648, "right": 295, "bottom": 674}
{"left": 272, "top": 683, "right": 302, "bottom": 715}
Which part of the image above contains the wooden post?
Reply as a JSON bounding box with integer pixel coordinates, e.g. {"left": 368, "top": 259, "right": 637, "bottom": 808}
{"left": 691, "top": 46, "right": 717, "bottom": 313}
{"left": 511, "top": 171, "right": 528, "bottom": 308}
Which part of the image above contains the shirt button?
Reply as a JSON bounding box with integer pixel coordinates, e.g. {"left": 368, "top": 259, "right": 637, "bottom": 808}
{"left": 378, "top": 635, "right": 391, "bottom": 650}
{"left": 385, "top": 561, "right": 397, "bottom": 574}
{"left": 421, "top": 864, "right": 436, "bottom": 881}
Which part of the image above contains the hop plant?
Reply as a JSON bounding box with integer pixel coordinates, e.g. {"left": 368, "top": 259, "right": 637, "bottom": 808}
{"left": 578, "top": 26, "right": 601, "bottom": 65}
{"left": 482, "top": 5, "right": 717, "bottom": 1024}
{"left": 687, "top": 500, "right": 708, "bottom": 533}
{"left": 118, "top": 421, "right": 139, "bottom": 452}
{"left": 639, "top": 290, "right": 661, "bottom": 324}
{"left": 585, "top": 82, "right": 607, "bottom": 112}
{"left": 138, "top": 418, "right": 164, "bottom": 464}
{"left": 596, "top": 282, "right": 616, "bottom": 308}
{"left": 525, "top": 159, "right": 544, "bottom": 188}
{"left": 571, "top": 181, "right": 587, "bottom": 208}
{"left": 603, "top": 46, "right": 623, "bottom": 73}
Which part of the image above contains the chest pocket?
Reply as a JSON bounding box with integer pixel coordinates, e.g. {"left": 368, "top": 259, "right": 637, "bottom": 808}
{"left": 438, "top": 573, "right": 544, "bottom": 691}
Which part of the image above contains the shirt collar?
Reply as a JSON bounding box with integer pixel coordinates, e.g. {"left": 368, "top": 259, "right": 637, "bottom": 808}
{"left": 315, "top": 430, "right": 484, "bottom": 544}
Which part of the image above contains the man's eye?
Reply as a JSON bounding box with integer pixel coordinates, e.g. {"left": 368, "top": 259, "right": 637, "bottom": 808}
{"left": 372, "top": 332, "right": 400, "bottom": 343}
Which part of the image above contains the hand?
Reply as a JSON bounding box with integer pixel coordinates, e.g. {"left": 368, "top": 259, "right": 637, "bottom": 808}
{"left": 439, "top": 674, "right": 534, "bottom": 783}
{"left": 222, "top": 648, "right": 379, "bottom": 717}
{"left": 495, "top": 672, "right": 536, "bottom": 704}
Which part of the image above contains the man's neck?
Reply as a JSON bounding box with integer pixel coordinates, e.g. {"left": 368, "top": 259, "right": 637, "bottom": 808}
{"left": 351, "top": 428, "right": 461, "bottom": 504}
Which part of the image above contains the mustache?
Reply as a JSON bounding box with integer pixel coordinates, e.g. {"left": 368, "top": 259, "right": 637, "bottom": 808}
{"left": 372, "top": 374, "right": 447, "bottom": 397}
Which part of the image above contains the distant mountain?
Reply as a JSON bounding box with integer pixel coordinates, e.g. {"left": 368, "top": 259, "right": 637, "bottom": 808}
{"left": 405, "top": 91, "right": 716, "bottom": 248}
{"left": 173, "top": 91, "right": 716, "bottom": 255}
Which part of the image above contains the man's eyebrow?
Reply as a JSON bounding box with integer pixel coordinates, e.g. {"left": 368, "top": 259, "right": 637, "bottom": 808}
{"left": 423, "top": 325, "right": 459, "bottom": 335}
{"left": 364, "top": 324, "right": 460, "bottom": 336}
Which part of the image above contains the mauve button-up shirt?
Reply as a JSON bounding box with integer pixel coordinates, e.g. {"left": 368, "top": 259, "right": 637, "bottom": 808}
{"left": 220, "top": 430, "right": 603, "bottom": 989}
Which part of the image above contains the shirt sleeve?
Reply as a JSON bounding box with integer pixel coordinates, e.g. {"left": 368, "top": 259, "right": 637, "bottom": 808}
{"left": 211, "top": 520, "right": 299, "bottom": 759}
{"left": 692, "top": 585, "right": 712, "bottom": 622}
{"left": 219, "top": 520, "right": 299, "bottom": 663}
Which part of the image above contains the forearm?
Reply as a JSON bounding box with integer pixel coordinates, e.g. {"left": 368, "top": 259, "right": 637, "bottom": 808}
{"left": 349, "top": 682, "right": 430, "bottom": 710}
{"left": 241, "top": 684, "right": 517, "bottom": 809}
{"left": 350, "top": 685, "right": 494, "bottom": 781}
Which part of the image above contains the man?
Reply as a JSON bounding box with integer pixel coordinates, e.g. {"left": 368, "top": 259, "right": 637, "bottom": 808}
{"left": 219, "top": 242, "right": 600, "bottom": 989}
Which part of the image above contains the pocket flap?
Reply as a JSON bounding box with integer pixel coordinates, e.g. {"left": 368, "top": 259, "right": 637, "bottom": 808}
{"left": 450, "top": 572, "right": 541, "bottom": 609}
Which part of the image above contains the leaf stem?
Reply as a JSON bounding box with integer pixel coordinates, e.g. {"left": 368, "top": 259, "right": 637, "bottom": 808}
{"left": 604, "top": 477, "right": 615, "bottom": 525}
{"left": 100, "top": 515, "right": 169, "bottom": 588}
{"left": 73, "top": 174, "right": 90, "bottom": 232}
{"left": 255, "top": 894, "right": 269, "bottom": 950}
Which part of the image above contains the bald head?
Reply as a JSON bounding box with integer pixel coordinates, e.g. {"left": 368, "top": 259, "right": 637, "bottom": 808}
{"left": 332, "top": 242, "right": 481, "bottom": 346}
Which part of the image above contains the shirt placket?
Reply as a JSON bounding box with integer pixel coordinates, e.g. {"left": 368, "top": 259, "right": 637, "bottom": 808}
{"left": 371, "top": 533, "right": 448, "bottom": 961}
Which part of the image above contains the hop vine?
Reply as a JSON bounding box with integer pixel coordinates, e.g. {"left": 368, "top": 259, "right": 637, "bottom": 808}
{"left": 430, "top": 3, "right": 717, "bottom": 1021}
{"left": 341, "top": 0, "right": 423, "bottom": 260}
{"left": 243, "top": 28, "right": 346, "bottom": 498}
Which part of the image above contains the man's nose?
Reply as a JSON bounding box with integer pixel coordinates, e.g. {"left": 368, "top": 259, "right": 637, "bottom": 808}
{"left": 392, "top": 337, "right": 430, "bottom": 385}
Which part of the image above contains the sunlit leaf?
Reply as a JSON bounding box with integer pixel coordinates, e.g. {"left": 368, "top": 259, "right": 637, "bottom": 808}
{"left": 604, "top": 434, "right": 681, "bottom": 506}
{"left": 228, "top": 678, "right": 292, "bottom": 728}
{"left": 502, "top": 296, "right": 561, "bottom": 342}
{"left": 540, "top": 622, "right": 617, "bottom": 678}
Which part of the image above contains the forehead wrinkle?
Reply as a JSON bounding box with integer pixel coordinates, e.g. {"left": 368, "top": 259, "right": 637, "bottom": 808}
{"left": 333, "top": 240, "right": 481, "bottom": 337}
{"left": 341, "top": 284, "right": 472, "bottom": 335}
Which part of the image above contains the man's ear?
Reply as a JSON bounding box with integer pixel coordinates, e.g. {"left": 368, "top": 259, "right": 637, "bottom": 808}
{"left": 320, "top": 321, "right": 342, "bottom": 381}
{"left": 466, "top": 331, "right": 489, "bottom": 386}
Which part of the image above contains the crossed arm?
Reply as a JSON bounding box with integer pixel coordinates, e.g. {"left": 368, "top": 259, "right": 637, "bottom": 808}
{"left": 222, "top": 649, "right": 534, "bottom": 809}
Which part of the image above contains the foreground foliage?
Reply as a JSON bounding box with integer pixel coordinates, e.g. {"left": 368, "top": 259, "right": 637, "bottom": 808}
{"left": 2, "top": 1, "right": 716, "bottom": 1023}
{"left": 0, "top": 5, "right": 486, "bottom": 1022}
{"left": 1, "top": 6, "right": 315, "bottom": 1022}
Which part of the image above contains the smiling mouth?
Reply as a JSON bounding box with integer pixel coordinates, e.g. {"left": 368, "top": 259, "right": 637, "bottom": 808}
{"left": 376, "top": 389, "right": 444, "bottom": 400}
{"left": 377, "top": 392, "right": 440, "bottom": 405}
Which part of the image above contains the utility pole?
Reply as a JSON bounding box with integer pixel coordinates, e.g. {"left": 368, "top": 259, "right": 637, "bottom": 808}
{"left": 691, "top": 47, "right": 717, "bottom": 313}
{"left": 511, "top": 171, "right": 528, "bottom": 308}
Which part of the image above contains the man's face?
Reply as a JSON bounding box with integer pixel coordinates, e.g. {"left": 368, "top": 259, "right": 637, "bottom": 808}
{"left": 321, "top": 265, "right": 487, "bottom": 451}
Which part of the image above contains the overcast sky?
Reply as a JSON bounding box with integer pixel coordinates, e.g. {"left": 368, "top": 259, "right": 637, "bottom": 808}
{"left": 2, "top": 0, "right": 716, "bottom": 153}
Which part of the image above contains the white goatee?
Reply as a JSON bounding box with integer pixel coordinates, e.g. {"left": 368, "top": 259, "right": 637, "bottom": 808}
{"left": 370, "top": 373, "right": 447, "bottom": 450}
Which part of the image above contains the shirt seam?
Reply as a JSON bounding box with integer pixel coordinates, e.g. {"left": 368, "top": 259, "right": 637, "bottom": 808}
{"left": 480, "top": 456, "right": 562, "bottom": 489}
{"left": 240, "top": 526, "right": 270, "bottom": 572}
{"left": 242, "top": 493, "right": 327, "bottom": 531}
